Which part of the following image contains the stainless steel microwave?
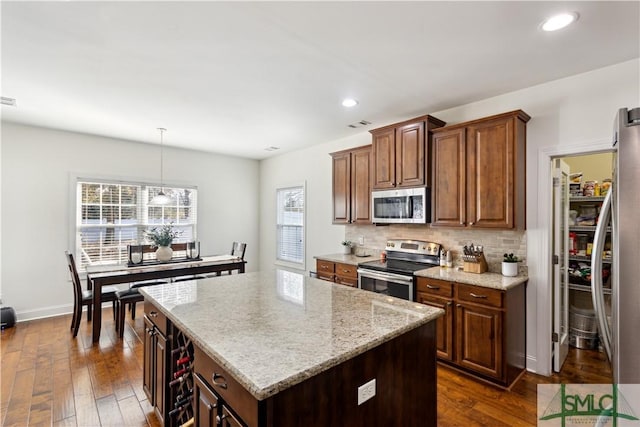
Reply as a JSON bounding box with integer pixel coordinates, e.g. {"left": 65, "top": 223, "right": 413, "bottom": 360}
{"left": 371, "top": 187, "right": 430, "bottom": 224}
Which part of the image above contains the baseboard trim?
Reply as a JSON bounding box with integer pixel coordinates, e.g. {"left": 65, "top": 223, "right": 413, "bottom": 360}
{"left": 16, "top": 303, "right": 113, "bottom": 323}
{"left": 526, "top": 354, "right": 538, "bottom": 374}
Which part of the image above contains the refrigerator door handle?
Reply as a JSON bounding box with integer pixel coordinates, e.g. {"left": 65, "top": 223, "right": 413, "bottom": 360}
{"left": 591, "top": 190, "right": 612, "bottom": 360}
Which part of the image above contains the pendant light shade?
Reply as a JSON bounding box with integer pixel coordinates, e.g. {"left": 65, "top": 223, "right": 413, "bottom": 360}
{"left": 150, "top": 128, "right": 172, "bottom": 205}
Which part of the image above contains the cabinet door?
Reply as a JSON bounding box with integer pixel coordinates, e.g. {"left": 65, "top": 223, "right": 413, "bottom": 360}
{"left": 154, "top": 330, "right": 167, "bottom": 424}
{"left": 143, "top": 316, "right": 155, "bottom": 403}
{"left": 316, "top": 260, "right": 335, "bottom": 282}
{"left": 350, "top": 146, "right": 372, "bottom": 223}
{"left": 332, "top": 151, "right": 351, "bottom": 224}
{"left": 417, "top": 292, "right": 454, "bottom": 361}
{"left": 194, "top": 373, "right": 219, "bottom": 427}
{"left": 466, "top": 117, "right": 515, "bottom": 228}
{"left": 431, "top": 128, "right": 466, "bottom": 227}
{"left": 372, "top": 128, "right": 396, "bottom": 189}
{"left": 219, "top": 405, "right": 245, "bottom": 427}
{"left": 456, "top": 303, "right": 503, "bottom": 380}
{"left": 395, "top": 121, "right": 425, "bottom": 188}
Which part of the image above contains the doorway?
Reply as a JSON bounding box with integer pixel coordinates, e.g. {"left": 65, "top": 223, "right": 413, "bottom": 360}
{"left": 551, "top": 152, "right": 613, "bottom": 378}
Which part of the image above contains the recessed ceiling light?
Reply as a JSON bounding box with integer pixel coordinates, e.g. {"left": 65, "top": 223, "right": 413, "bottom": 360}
{"left": 541, "top": 12, "right": 578, "bottom": 32}
{"left": 264, "top": 146, "right": 280, "bottom": 152}
{"left": 342, "top": 98, "right": 359, "bottom": 108}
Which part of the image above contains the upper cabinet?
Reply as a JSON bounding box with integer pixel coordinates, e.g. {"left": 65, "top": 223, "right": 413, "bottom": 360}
{"left": 370, "top": 115, "right": 446, "bottom": 190}
{"left": 431, "top": 110, "right": 530, "bottom": 229}
{"left": 330, "top": 145, "right": 373, "bottom": 224}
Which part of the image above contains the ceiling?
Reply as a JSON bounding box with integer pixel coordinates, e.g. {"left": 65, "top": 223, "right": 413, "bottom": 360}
{"left": 2, "top": 1, "right": 639, "bottom": 160}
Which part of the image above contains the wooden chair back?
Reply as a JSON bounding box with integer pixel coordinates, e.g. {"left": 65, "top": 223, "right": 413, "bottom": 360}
{"left": 231, "top": 242, "right": 247, "bottom": 260}
{"left": 65, "top": 251, "right": 83, "bottom": 304}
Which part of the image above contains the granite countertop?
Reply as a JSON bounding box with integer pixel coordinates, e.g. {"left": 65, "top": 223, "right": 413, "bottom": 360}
{"left": 414, "top": 266, "right": 528, "bottom": 290}
{"left": 140, "top": 269, "right": 443, "bottom": 401}
{"left": 314, "top": 253, "right": 376, "bottom": 265}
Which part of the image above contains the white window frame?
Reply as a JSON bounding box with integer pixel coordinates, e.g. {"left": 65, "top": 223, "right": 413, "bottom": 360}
{"left": 275, "top": 182, "right": 306, "bottom": 271}
{"left": 71, "top": 174, "right": 197, "bottom": 272}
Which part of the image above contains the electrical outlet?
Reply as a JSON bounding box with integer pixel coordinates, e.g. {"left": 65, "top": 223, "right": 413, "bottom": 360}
{"left": 358, "top": 236, "right": 365, "bottom": 246}
{"left": 357, "top": 379, "right": 376, "bottom": 405}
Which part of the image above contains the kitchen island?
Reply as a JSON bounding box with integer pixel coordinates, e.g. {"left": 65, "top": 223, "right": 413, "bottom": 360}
{"left": 140, "top": 269, "right": 443, "bottom": 427}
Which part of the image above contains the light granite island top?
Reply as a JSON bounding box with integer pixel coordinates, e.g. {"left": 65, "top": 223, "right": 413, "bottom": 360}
{"left": 415, "top": 266, "right": 528, "bottom": 290}
{"left": 140, "top": 269, "right": 443, "bottom": 402}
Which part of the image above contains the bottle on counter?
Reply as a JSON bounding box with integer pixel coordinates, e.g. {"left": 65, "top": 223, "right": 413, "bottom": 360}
{"left": 440, "top": 249, "right": 446, "bottom": 267}
{"left": 446, "top": 250, "right": 453, "bottom": 268}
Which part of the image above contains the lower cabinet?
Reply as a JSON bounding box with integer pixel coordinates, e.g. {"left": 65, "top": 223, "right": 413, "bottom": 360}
{"left": 194, "top": 373, "right": 245, "bottom": 427}
{"left": 416, "top": 277, "right": 526, "bottom": 387}
{"left": 315, "top": 260, "right": 358, "bottom": 287}
{"left": 143, "top": 304, "right": 168, "bottom": 425}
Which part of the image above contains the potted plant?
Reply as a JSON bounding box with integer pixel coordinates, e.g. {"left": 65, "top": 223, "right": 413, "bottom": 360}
{"left": 341, "top": 240, "right": 352, "bottom": 255}
{"left": 146, "top": 224, "right": 181, "bottom": 262}
{"left": 502, "top": 253, "right": 519, "bottom": 277}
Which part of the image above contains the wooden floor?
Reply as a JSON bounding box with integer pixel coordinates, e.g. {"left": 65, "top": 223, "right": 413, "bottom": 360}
{"left": 1, "top": 307, "right": 612, "bottom": 427}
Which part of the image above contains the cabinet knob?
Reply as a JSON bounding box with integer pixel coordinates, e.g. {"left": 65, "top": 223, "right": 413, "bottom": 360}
{"left": 212, "top": 373, "right": 228, "bottom": 389}
{"left": 447, "top": 302, "right": 453, "bottom": 306}
{"left": 426, "top": 285, "right": 440, "bottom": 290}
{"left": 460, "top": 221, "right": 465, "bottom": 225}
{"left": 469, "top": 221, "right": 475, "bottom": 226}
{"left": 456, "top": 304, "right": 461, "bottom": 307}
{"left": 149, "top": 311, "right": 158, "bottom": 318}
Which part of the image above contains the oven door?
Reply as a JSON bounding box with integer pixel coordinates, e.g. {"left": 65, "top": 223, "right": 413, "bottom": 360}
{"left": 357, "top": 268, "right": 415, "bottom": 301}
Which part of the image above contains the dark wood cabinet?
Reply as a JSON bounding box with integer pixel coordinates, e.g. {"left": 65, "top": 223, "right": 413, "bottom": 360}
{"left": 316, "top": 260, "right": 358, "bottom": 287}
{"left": 143, "top": 303, "right": 169, "bottom": 425}
{"left": 416, "top": 278, "right": 454, "bottom": 361}
{"left": 331, "top": 145, "right": 372, "bottom": 224}
{"left": 416, "top": 277, "right": 526, "bottom": 387}
{"left": 456, "top": 301, "right": 503, "bottom": 380}
{"left": 370, "top": 115, "right": 445, "bottom": 190}
{"left": 194, "top": 373, "right": 219, "bottom": 427}
{"left": 431, "top": 110, "right": 529, "bottom": 229}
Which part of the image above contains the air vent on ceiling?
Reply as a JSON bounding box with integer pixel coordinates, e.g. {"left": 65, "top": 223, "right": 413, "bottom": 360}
{"left": 264, "top": 146, "right": 280, "bottom": 152}
{"left": 347, "top": 120, "right": 372, "bottom": 129}
{"left": 1, "top": 97, "right": 17, "bottom": 107}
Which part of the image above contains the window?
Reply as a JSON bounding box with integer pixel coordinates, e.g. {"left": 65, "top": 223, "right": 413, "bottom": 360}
{"left": 276, "top": 185, "right": 305, "bottom": 267}
{"left": 76, "top": 180, "right": 197, "bottom": 271}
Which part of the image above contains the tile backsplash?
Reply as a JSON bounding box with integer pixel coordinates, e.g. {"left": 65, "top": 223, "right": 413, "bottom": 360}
{"left": 345, "top": 224, "right": 527, "bottom": 274}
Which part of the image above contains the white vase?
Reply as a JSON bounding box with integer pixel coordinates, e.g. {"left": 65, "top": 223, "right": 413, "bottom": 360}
{"left": 502, "top": 262, "right": 518, "bottom": 277}
{"left": 156, "top": 245, "right": 173, "bottom": 262}
{"left": 342, "top": 245, "right": 351, "bottom": 255}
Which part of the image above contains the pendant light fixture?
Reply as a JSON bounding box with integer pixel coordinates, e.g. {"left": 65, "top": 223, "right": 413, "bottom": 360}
{"left": 150, "top": 127, "right": 172, "bottom": 205}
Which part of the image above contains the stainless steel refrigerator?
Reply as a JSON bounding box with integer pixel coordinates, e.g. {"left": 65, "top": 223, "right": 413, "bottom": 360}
{"left": 591, "top": 107, "right": 640, "bottom": 384}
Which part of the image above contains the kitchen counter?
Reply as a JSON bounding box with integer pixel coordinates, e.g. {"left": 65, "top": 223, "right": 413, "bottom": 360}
{"left": 314, "top": 252, "right": 375, "bottom": 265}
{"left": 140, "top": 269, "right": 443, "bottom": 401}
{"left": 415, "top": 266, "right": 528, "bottom": 290}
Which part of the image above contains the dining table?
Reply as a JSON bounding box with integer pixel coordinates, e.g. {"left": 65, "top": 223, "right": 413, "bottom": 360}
{"left": 86, "top": 255, "right": 246, "bottom": 343}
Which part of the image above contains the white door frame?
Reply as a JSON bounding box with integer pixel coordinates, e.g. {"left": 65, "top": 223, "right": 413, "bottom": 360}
{"left": 534, "top": 139, "right": 611, "bottom": 376}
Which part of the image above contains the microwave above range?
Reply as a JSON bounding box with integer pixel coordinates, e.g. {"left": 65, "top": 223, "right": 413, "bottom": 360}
{"left": 371, "top": 187, "right": 430, "bottom": 224}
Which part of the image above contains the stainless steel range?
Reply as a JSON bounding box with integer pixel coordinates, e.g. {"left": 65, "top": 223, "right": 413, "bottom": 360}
{"left": 357, "top": 239, "right": 441, "bottom": 301}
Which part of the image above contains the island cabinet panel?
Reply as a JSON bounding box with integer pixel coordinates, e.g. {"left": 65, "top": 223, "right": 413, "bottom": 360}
{"left": 330, "top": 145, "right": 372, "bottom": 224}
{"left": 431, "top": 110, "right": 529, "bottom": 230}
{"left": 194, "top": 374, "right": 218, "bottom": 427}
{"left": 263, "top": 322, "right": 437, "bottom": 427}
{"left": 371, "top": 115, "right": 445, "bottom": 190}
{"left": 143, "top": 301, "right": 170, "bottom": 425}
{"left": 416, "top": 277, "right": 526, "bottom": 388}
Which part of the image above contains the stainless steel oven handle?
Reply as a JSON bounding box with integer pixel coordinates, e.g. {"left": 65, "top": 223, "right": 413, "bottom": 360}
{"left": 356, "top": 269, "right": 414, "bottom": 284}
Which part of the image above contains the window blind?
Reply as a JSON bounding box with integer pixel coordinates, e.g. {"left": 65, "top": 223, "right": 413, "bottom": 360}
{"left": 76, "top": 180, "right": 197, "bottom": 271}
{"left": 276, "top": 186, "right": 304, "bottom": 264}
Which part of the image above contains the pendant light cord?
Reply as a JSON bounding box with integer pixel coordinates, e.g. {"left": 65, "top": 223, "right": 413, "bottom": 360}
{"left": 158, "top": 127, "right": 166, "bottom": 189}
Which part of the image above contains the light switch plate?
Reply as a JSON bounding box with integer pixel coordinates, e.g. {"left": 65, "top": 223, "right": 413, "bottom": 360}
{"left": 358, "top": 236, "right": 365, "bottom": 246}
{"left": 357, "top": 379, "right": 376, "bottom": 405}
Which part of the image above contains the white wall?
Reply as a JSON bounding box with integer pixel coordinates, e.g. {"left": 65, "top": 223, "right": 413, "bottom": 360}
{"left": 0, "top": 122, "right": 260, "bottom": 320}
{"left": 259, "top": 58, "right": 640, "bottom": 375}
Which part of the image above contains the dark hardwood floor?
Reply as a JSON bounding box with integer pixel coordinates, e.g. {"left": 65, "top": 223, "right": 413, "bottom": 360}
{"left": 1, "top": 307, "right": 612, "bottom": 426}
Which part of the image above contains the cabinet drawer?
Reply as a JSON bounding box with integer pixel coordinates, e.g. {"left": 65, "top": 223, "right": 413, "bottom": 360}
{"left": 416, "top": 277, "right": 453, "bottom": 297}
{"left": 194, "top": 346, "right": 257, "bottom": 427}
{"left": 316, "top": 260, "right": 335, "bottom": 274}
{"left": 336, "top": 276, "right": 358, "bottom": 287}
{"left": 335, "top": 262, "right": 357, "bottom": 279}
{"left": 456, "top": 284, "right": 503, "bottom": 308}
{"left": 316, "top": 272, "right": 335, "bottom": 282}
{"left": 144, "top": 300, "right": 168, "bottom": 335}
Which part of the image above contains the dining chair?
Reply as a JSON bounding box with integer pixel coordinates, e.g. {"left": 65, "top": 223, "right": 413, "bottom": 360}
{"left": 115, "top": 279, "right": 168, "bottom": 338}
{"left": 65, "top": 251, "right": 118, "bottom": 338}
{"left": 207, "top": 242, "right": 247, "bottom": 277}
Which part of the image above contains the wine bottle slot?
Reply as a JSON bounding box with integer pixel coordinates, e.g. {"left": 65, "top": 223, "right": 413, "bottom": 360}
{"left": 173, "top": 367, "right": 188, "bottom": 379}
{"left": 176, "top": 356, "right": 191, "bottom": 366}
{"left": 175, "top": 397, "right": 191, "bottom": 408}
{"left": 169, "top": 372, "right": 190, "bottom": 387}
{"left": 169, "top": 401, "right": 192, "bottom": 417}
{"left": 171, "top": 346, "right": 186, "bottom": 355}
